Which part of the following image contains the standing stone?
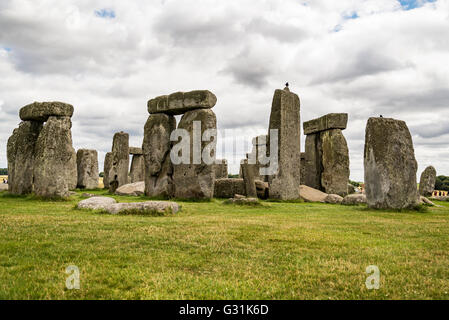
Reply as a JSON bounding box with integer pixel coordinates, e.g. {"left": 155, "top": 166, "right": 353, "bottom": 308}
{"left": 304, "top": 134, "right": 322, "bottom": 190}
{"left": 364, "top": 117, "right": 419, "bottom": 209}
{"left": 108, "top": 132, "right": 129, "bottom": 193}
{"left": 214, "top": 159, "right": 228, "bottom": 179}
{"left": 300, "top": 152, "right": 306, "bottom": 185}
{"left": 143, "top": 114, "right": 176, "bottom": 198}
{"left": 103, "top": 152, "right": 112, "bottom": 189}
{"left": 241, "top": 160, "right": 257, "bottom": 198}
{"left": 173, "top": 109, "right": 217, "bottom": 199}
{"left": 267, "top": 87, "right": 301, "bottom": 200}
{"left": 7, "top": 121, "right": 43, "bottom": 194}
{"left": 130, "top": 154, "right": 145, "bottom": 183}
{"left": 419, "top": 166, "right": 437, "bottom": 197}
{"left": 34, "top": 116, "right": 77, "bottom": 197}
{"left": 76, "top": 149, "right": 99, "bottom": 189}
{"left": 320, "top": 129, "right": 350, "bottom": 196}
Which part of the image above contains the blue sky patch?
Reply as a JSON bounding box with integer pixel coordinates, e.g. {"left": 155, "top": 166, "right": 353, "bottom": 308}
{"left": 343, "top": 11, "right": 359, "bottom": 20}
{"left": 94, "top": 9, "right": 116, "bottom": 19}
{"left": 399, "top": 0, "right": 437, "bottom": 10}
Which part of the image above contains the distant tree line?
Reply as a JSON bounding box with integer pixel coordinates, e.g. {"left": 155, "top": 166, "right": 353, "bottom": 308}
{"left": 0, "top": 168, "right": 7, "bottom": 175}
{"left": 435, "top": 175, "right": 449, "bottom": 191}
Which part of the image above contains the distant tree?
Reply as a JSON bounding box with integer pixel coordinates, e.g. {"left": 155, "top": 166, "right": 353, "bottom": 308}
{"left": 99, "top": 172, "right": 104, "bottom": 178}
{"left": 0, "top": 168, "right": 8, "bottom": 175}
{"left": 228, "top": 174, "right": 239, "bottom": 179}
{"left": 349, "top": 180, "right": 361, "bottom": 187}
{"left": 435, "top": 175, "right": 449, "bottom": 191}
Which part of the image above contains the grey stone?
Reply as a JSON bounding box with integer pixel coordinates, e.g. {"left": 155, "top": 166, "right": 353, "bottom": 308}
{"left": 7, "top": 121, "right": 42, "bottom": 194}
{"left": 214, "top": 159, "right": 228, "bottom": 179}
{"left": 129, "top": 147, "right": 143, "bottom": 155}
{"left": 0, "top": 184, "right": 8, "bottom": 192}
{"left": 77, "top": 196, "right": 117, "bottom": 210}
{"left": 255, "top": 180, "right": 269, "bottom": 200}
{"left": 76, "top": 149, "right": 99, "bottom": 189}
{"left": 342, "top": 194, "right": 367, "bottom": 205}
{"left": 103, "top": 152, "right": 112, "bottom": 189}
{"left": 300, "top": 152, "right": 306, "bottom": 186}
{"left": 105, "top": 201, "right": 179, "bottom": 215}
{"left": 325, "top": 194, "right": 344, "bottom": 204}
{"left": 148, "top": 90, "right": 217, "bottom": 115}
{"left": 241, "top": 160, "right": 257, "bottom": 198}
{"left": 225, "top": 197, "right": 259, "bottom": 205}
{"left": 33, "top": 116, "right": 77, "bottom": 198}
{"left": 108, "top": 132, "right": 129, "bottom": 193}
{"left": 20, "top": 101, "right": 74, "bottom": 122}
{"left": 115, "top": 181, "right": 145, "bottom": 196}
{"left": 299, "top": 185, "right": 326, "bottom": 203}
{"left": 303, "top": 113, "right": 348, "bottom": 135}
{"left": 143, "top": 114, "right": 176, "bottom": 198}
{"left": 130, "top": 154, "right": 145, "bottom": 183}
{"left": 173, "top": 109, "right": 217, "bottom": 199}
{"left": 364, "top": 117, "right": 419, "bottom": 209}
{"left": 213, "top": 178, "right": 245, "bottom": 198}
{"left": 320, "top": 129, "right": 350, "bottom": 197}
{"left": 304, "top": 133, "right": 322, "bottom": 190}
{"left": 419, "top": 196, "right": 436, "bottom": 206}
{"left": 267, "top": 88, "right": 301, "bottom": 200}
{"left": 419, "top": 166, "right": 436, "bottom": 197}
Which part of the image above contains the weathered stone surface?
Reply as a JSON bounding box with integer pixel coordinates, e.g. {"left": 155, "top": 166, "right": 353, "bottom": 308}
{"left": 103, "top": 152, "right": 112, "bottom": 189}
{"left": 419, "top": 166, "right": 436, "bottom": 197}
{"left": 76, "top": 149, "right": 99, "bottom": 189}
{"left": 325, "top": 194, "right": 344, "bottom": 204}
{"left": 214, "top": 159, "right": 228, "bottom": 179}
{"left": 225, "top": 197, "right": 259, "bottom": 205}
{"left": 320, "top": 129, "right": 350, "bottom": 197}
{"left": 299, "top": 185, "right": 327, "bottom": 203}
{"left": 300, "top": 152, "right": 306, "bottom": 186}
{"left": 173, "top": 109, "right": 217, "bottom": 199}
{"left": 303, "top": 113, "right": 348, "bottom": 135}
{"left": 214, "top": 178, "right": 245, "bottom": 198}
{"left": 304, "top": 133, "right": 322, "bottom": 190}
{"left": 77, "top": 196, "right": 117, "bottom": 210}
{"left": 20, "top": 101, "right": 74, "bottom": 122}
{"left": 115, "top": 181, "right": 145, "bottom": 196}
{"left": 364, "top": 117, "right": 419, "bottom": 209}
{"left": 108, "top": 132, "right": 129, "bottom": 193}
{"left": 148, "top": 90, "right": 217, "bottom": 115}
{"left": 105, "top": 201, "right": 179, "bottom": 215}
{"left": 7, "top": 121, "right": 42, "bottom": 194}
{"left": 0, "top": 184, "right": 8, "bottom": 192}
{"left": 129, "top": 147, "right": 143, "bottom": 155}
{"left": 255, "top": 180, "right": 269, "bottom": 200}
{"left": 34, "top": 116, "right": 77, "bottom": 198}
{"left": 419, "top": 196, "right": 436, "bottom": 206}
{"left": 241, "top": 160, "right": 258, "bottom": 198}
{"left": 143, "top": 114, "right": 176, "bottom": 198}
{"left": 268, "top": 88, "right": 301, "bottom": 200}
{"left": 342, "top": 194, "right": 367, "bottom": 205}
{"left": 129, "top": 154, "right": 145, "bottom": 183}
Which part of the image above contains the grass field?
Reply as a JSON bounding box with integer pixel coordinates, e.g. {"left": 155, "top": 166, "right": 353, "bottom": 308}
{"left": 1, "top": 189, "right": 449, "bottom": 300}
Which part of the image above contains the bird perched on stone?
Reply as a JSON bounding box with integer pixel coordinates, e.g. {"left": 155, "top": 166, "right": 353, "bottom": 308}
{"left": 285, "top": 82, "right": 289, "bottom": 87}
{"left": 380, "top": 115, "right": 383, "bottom": 118}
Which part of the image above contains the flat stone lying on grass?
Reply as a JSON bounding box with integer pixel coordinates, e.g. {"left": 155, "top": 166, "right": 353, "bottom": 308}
{"left": 419, "top": 196, "right": 437, "bottom": 207}
{"left": 115, "top": 181, "right": 145, "bottom": 196}
{"left": 225, "top": 196, "right": 259, "bottom": 205}
{"left": 299, "top": 185, "right": 327, "bottom": 203}
{"left": 81, "top": 193, "right": 96, "bottom": 198}
{"left": 342, "top": 194, "right": 367, "bottom": 205}
{"left": 325, "top": 194, "right": 343, "bottom": 204}
{"left": 77, "top": 196, "right": 117, "bottom": 210}
{"left": 105, "top": 201, "right": 179, "bottom": 215}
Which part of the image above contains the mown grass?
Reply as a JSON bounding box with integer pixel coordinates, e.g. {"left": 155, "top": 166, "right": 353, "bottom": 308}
{"left": 1, "top": 189, "right": 449, "bottom": 300}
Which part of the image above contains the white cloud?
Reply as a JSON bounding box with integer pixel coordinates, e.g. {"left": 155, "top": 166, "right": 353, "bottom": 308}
{"left": 1, "top": 0, "right": 449, "bottom": 180}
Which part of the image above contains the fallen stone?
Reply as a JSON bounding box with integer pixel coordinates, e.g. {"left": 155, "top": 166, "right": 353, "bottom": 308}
{"left": 105, "top": 201, "right": 179, "bottom": 215}
{"left": 19, "top": 101, "right": 74, "bottom": 122}
{"left": 342, "top": 194, "right": 367, "bottom": 205}
{"left": 143, "top": 113, "right": 177, "bottom": 198}
{"left": 225, "top": 197, "right": 259, "bottom": 205}
{"left": 419, "top": 166, "right": 437, "bottom": 197}
{"left": 76, "top": 149, "right": 99, "bottom": 189}
{"left": 268, "top": 88, "right": 301, "bottom": 200}
{"left": 419, "top": 196, "right": 436, "bottom": 206}
{"left": 129, "top": 147, "right": 143, "bottom": 155}
{"left": 364, "top": 117, "right": 419, "bottom": 209}
{"left": 299, "top": 185, "right": 327, "bottom": 203}
{"left": 77, "top": 196, "right": 117, "bottom": 210}
{"left": 325, "top": 194, "right": 344, "bottom": 204}
{"left": 214, "top": 178, "right": 245, "bottom": 198}
{"left": 81, "top": 193, "right": 96, "bottom": 198}
{"left": 115, "top": 181, "right": 145, "bottom": 196}
{"left": 108, "top": 132, "right": 129, "bottom": 193}
{"left": 148, "top": 90, "right": 217, "bottom": 115}
{"left": 303, "top": 113, "right": 348, "bottom": 135}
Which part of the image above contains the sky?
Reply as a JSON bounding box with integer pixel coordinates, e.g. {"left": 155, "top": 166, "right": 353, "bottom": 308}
{"left": 0, "top": 0, "right": 448, "bottom": 181}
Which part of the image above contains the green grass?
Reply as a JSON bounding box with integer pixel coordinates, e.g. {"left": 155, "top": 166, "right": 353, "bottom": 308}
{"left": 1, "top": 189, "right": 449, "bottom": 300}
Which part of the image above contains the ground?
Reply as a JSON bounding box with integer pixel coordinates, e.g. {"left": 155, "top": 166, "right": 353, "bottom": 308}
{"left": 1, "top": 189, "right": 449, "bottom": 300}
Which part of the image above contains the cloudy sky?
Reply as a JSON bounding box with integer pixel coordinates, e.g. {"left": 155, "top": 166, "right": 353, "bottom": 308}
{"left": 0, "top": 0, "right": 448, "bottom": 181}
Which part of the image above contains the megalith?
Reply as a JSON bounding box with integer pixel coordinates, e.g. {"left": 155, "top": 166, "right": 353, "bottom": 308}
{"left": 34, "top": 116, "right": 77, "bottom": 198}
{"left": 173, "top": 109, "right": 217, "bottom": 199}
{"left": 267, "top": 87, "right": 301, "bottom": 200}
{"left": 129, "top": 148, "right": 145, "bottom": 183}
{"left": 241, "top": 160, "right": 258, "bottom": 198}
{"left": 7, "top": 121, "right": 43, "bottom": 194}
{"left": 364, "top": 117, "right": 419, "bottom": 209}
{"left": 76, "top": 149, "right": 99, "bottom": 189}
{"left": 143, "top": 114, "right": 176, "bottom": 198}
{"left": 148, "top": 90, "right": 217, "bottom": 115}
{"left": 108, "top": 132, "right": 129, "bottom": 193}
{"left": 103, "top": 152, "right": 112, "bottom": 189}
{"left": 419, "top": 166, "right": 437, "bottom": 197}
{"left": 214, "top": 159, "right": 228, "bottom": 179}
